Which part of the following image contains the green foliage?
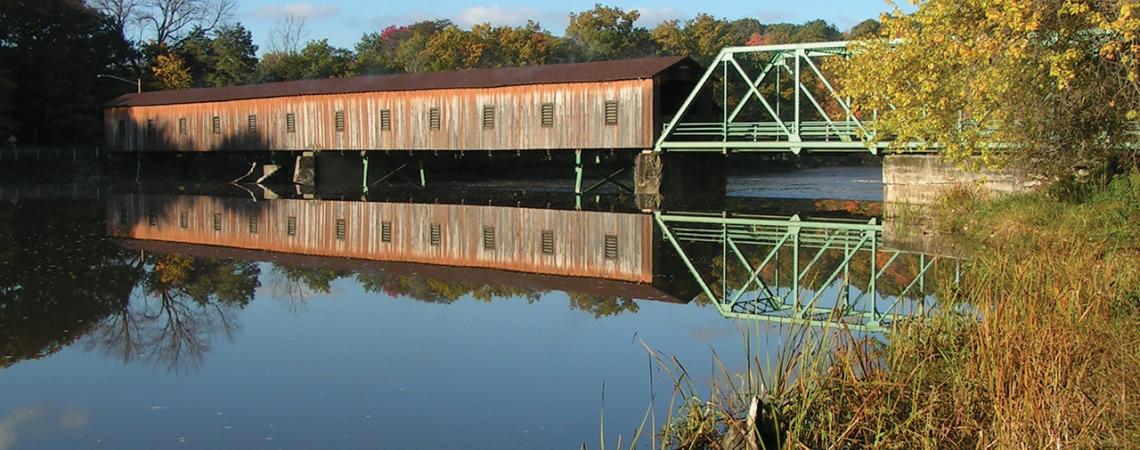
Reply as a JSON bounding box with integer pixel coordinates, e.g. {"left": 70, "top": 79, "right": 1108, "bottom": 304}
{"left": 652, "top": 14, "right": 739, "bottom": 66}
{"left": 256, "top": 39, "right": 353, "bottom": 82}
{"left": 564, "top": 4, "right": 657, "bottom": 61}
{"left": 206, "top": 23, "right": 258, "bottom": 87}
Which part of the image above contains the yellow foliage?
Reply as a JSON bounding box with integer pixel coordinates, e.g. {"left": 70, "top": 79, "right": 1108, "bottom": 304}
{"left": 152, "top": 52, "right": 191, "bottom": 90}
{"left": 837, "top": 0, "right": 1140, "bottom": 172}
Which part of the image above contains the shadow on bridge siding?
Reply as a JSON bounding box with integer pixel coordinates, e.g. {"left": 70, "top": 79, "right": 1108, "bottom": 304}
{"left": 108, "top": 117, "right": 646, "bottom": 195}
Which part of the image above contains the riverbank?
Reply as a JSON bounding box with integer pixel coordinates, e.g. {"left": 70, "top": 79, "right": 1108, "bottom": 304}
{"left": 661, "top": 172, "right": 1140, "bottom": 448}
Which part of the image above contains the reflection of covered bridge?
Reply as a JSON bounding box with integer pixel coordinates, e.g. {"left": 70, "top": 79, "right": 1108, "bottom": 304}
{"left": 106, "top": 194, "right": 665, "bottom": 284}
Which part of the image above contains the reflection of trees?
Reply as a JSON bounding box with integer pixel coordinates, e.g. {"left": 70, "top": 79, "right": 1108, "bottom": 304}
{"left": 0, "top": 200, "right": 139, "bottom": 368}
{"left": 270, "top": 264, "right": 348, "bottom": 299}
{"left": 355, "top": 272, "right": 541, "bottom": 304}
{"left": 272, "top": 265, "right": 639, "bottom": 318}
{"left": 84, "top": 254, "right": 260, "bottom": 373}
{"left": 566, "top": 293, "right": 639, "bottom": 318}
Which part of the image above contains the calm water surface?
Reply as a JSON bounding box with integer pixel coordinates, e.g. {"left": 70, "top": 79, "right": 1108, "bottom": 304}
{"left": 0, "top": 167, "right": 911, "bottom": 449}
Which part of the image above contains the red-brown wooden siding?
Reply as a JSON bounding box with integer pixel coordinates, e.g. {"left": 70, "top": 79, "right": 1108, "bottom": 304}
{"left": 104, "top": 80, "right": 656, "bottom": 152}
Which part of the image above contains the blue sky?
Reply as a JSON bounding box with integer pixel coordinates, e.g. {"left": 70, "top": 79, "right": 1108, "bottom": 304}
{"left": 236, "top": 0, "right": 902, "bottom": 53}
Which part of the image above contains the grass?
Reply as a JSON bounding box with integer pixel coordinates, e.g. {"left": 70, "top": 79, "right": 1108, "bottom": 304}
{"left": 646, "top": 171, "right": 1140, "bottom": 449}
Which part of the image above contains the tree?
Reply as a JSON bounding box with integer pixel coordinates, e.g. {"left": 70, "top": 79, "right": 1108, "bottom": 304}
{"left": 268, "top": 14, "right": 308, "bottom": 54}
{"left": 420, "top": 25, "right": 487, "bottom": 71}
{"left": 837, "top": 0, "right": 1140, "bottom": 175}
{"left": 132, "top": 0, "right": 236, "bottom": 48}
{"left": 652, "top": 14, "right": 737, "bottom": 65}
{"left": 297, "top": 39, "right": 353, "bottom": 78}
{"left": 206, "top": 23, "right": 257, "bottom": 87}
{"left": 256, "top": 39, "right": 353, "bottom": 82}
{"left": 846, "top": 19, "right": 881, "bottom": 39}
{"left": 0, "top": 0, "right": 135, "bottom": 144}
{"left": 354, "top": 25, "right": 409, "bottom": 75}
{"left": 152, "top": 51, "right": 191, "bottom": 88}
{"left": 564, "top": 4, "right": 657, "bottom": 61}
{"left": 479, "top": 21, "right": 560, "bottom": 67}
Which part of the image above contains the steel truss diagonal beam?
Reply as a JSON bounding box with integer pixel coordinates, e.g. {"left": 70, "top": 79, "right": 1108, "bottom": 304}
{"left": 655, "top": 40, "right": 909, "bottom": 155}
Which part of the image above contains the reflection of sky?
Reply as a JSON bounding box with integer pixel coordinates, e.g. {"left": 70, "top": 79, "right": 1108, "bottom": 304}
{"left": 0, "top": 266, "right": 796, "bottom": 449}
{"left": 0, "top": 405, "right": 90, "bottom": 450}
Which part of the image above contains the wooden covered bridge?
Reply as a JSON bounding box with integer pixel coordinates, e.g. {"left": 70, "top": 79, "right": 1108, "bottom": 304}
{"left": 102, "top": 56, "right": 726, "bottom": 201}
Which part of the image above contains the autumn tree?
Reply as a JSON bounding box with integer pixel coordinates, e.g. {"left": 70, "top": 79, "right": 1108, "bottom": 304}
{"left": 151, "top": 51, "right": 191, "bottom": 88}
{"left": 838, "top": 0, "right": 1140, "bottom": 175}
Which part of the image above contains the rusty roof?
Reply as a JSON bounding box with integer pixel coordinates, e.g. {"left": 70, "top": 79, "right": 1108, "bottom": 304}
{"left": 105, "top": 56, "right": 696, "bottom": 108}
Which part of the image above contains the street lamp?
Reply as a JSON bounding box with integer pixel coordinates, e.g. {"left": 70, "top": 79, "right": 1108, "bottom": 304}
{"left": 98, "top": 73, "right": 141, "bottom": 93}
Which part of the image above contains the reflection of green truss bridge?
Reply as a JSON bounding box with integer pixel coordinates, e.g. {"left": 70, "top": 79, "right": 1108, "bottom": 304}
{"left": 655, "top": 212, "right": 961, "bottom": 333}
{"left": 656, "top": 41, "right": 919, "bottom": 155}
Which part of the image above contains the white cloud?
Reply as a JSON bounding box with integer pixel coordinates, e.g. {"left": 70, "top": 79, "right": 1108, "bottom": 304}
{"left": 252, "top": 2, "right": 342, "bottom": 21}
{"left": 631, "top": 6, "right": 684, "bottom": 26}
{"left": 456, "top": 5, "right": 564, "bottom": 28}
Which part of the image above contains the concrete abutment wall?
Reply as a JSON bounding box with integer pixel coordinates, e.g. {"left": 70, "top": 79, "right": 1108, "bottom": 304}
{"left": 883, "top": 154, "right": 1032, "bottom": 205}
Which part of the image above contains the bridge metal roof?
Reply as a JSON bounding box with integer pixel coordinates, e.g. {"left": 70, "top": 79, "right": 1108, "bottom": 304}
{"left": 105, "top": 56, "right": 695, "bottom": 107}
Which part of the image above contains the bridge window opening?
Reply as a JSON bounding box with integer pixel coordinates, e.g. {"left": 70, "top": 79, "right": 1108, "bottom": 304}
{"left": 380, "top": 109, "right": 391, "bottom": 131}
{"left": 428, "top": 107, "right": 440, "bottom": 130}
{"left": 248, "top": 214, "right": 258, "bottom": 234}
{"left": 482, "top": 105, "right": 494, "bottom": 130}
{"left": 179, "top": 212, "right": 188, "bottom": 228}
{"left": 178, "top": 118, "right": 186, "bottom": 135}
{"left": 541, "top": 103, "right": 554, "bottom": 127}
{"left": 336, "top": 219, "right": 346, "bottom": 241}
{"left": 116, "top": 119, "right": 126, "bottom": 142}
{"left": 146, "top": 210, "right": 156, "bottom": 226}
{"left": 211, "top": 116, "right": 221, "bottom": 134}
{"left": 604, "top": 101, "right": 618, "bottom": 126}
{"left": 604, "top": 234, "right": 619, "bottom": 260}
{"left": 335, "top": 110, "right": 345, "bottom": 132}
{"left": 482, "top": 226, "right": 496, "bottom": 250}
{"left": 146, "top": 119, "right": 156, "bottom": 137}
{"left": 213, "top": 213, "right": 222, "bottom": 231}
{"left": 286, "top": 216, "right": 297, "bottom": 236}
{"left": 286, "top": 113, "right": 296, "bottom": 133}
{"left": 118, "top": 210, "right": 127, "bottom": 226}
{"left": 541, "top": 230, "right": 555, "bottom": 255}
{"left": 429, "top": 223, "right": 441, "bottom": 246}
{"left": 380, "top": 221, "right": 392, "bottom": 242}
{"left": 247, "top": 114, "right": 257, "bottom": 133}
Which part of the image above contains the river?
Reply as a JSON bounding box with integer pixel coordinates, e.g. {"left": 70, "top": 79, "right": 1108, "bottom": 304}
{"left": 0, "top": 166, "right": 946, "bottom": 449}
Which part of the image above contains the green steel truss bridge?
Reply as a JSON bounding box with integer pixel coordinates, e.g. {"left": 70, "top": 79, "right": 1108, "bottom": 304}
{"left": 655, "top": 212, "right": 961, "bottom": 333}
{"left": 656, "top": 40, "right": 912, "bottom": 155}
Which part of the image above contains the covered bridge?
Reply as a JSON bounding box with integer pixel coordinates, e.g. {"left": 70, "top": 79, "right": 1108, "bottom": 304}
{"left": 103, "top": 56, "right": 703, "bottom": 153}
